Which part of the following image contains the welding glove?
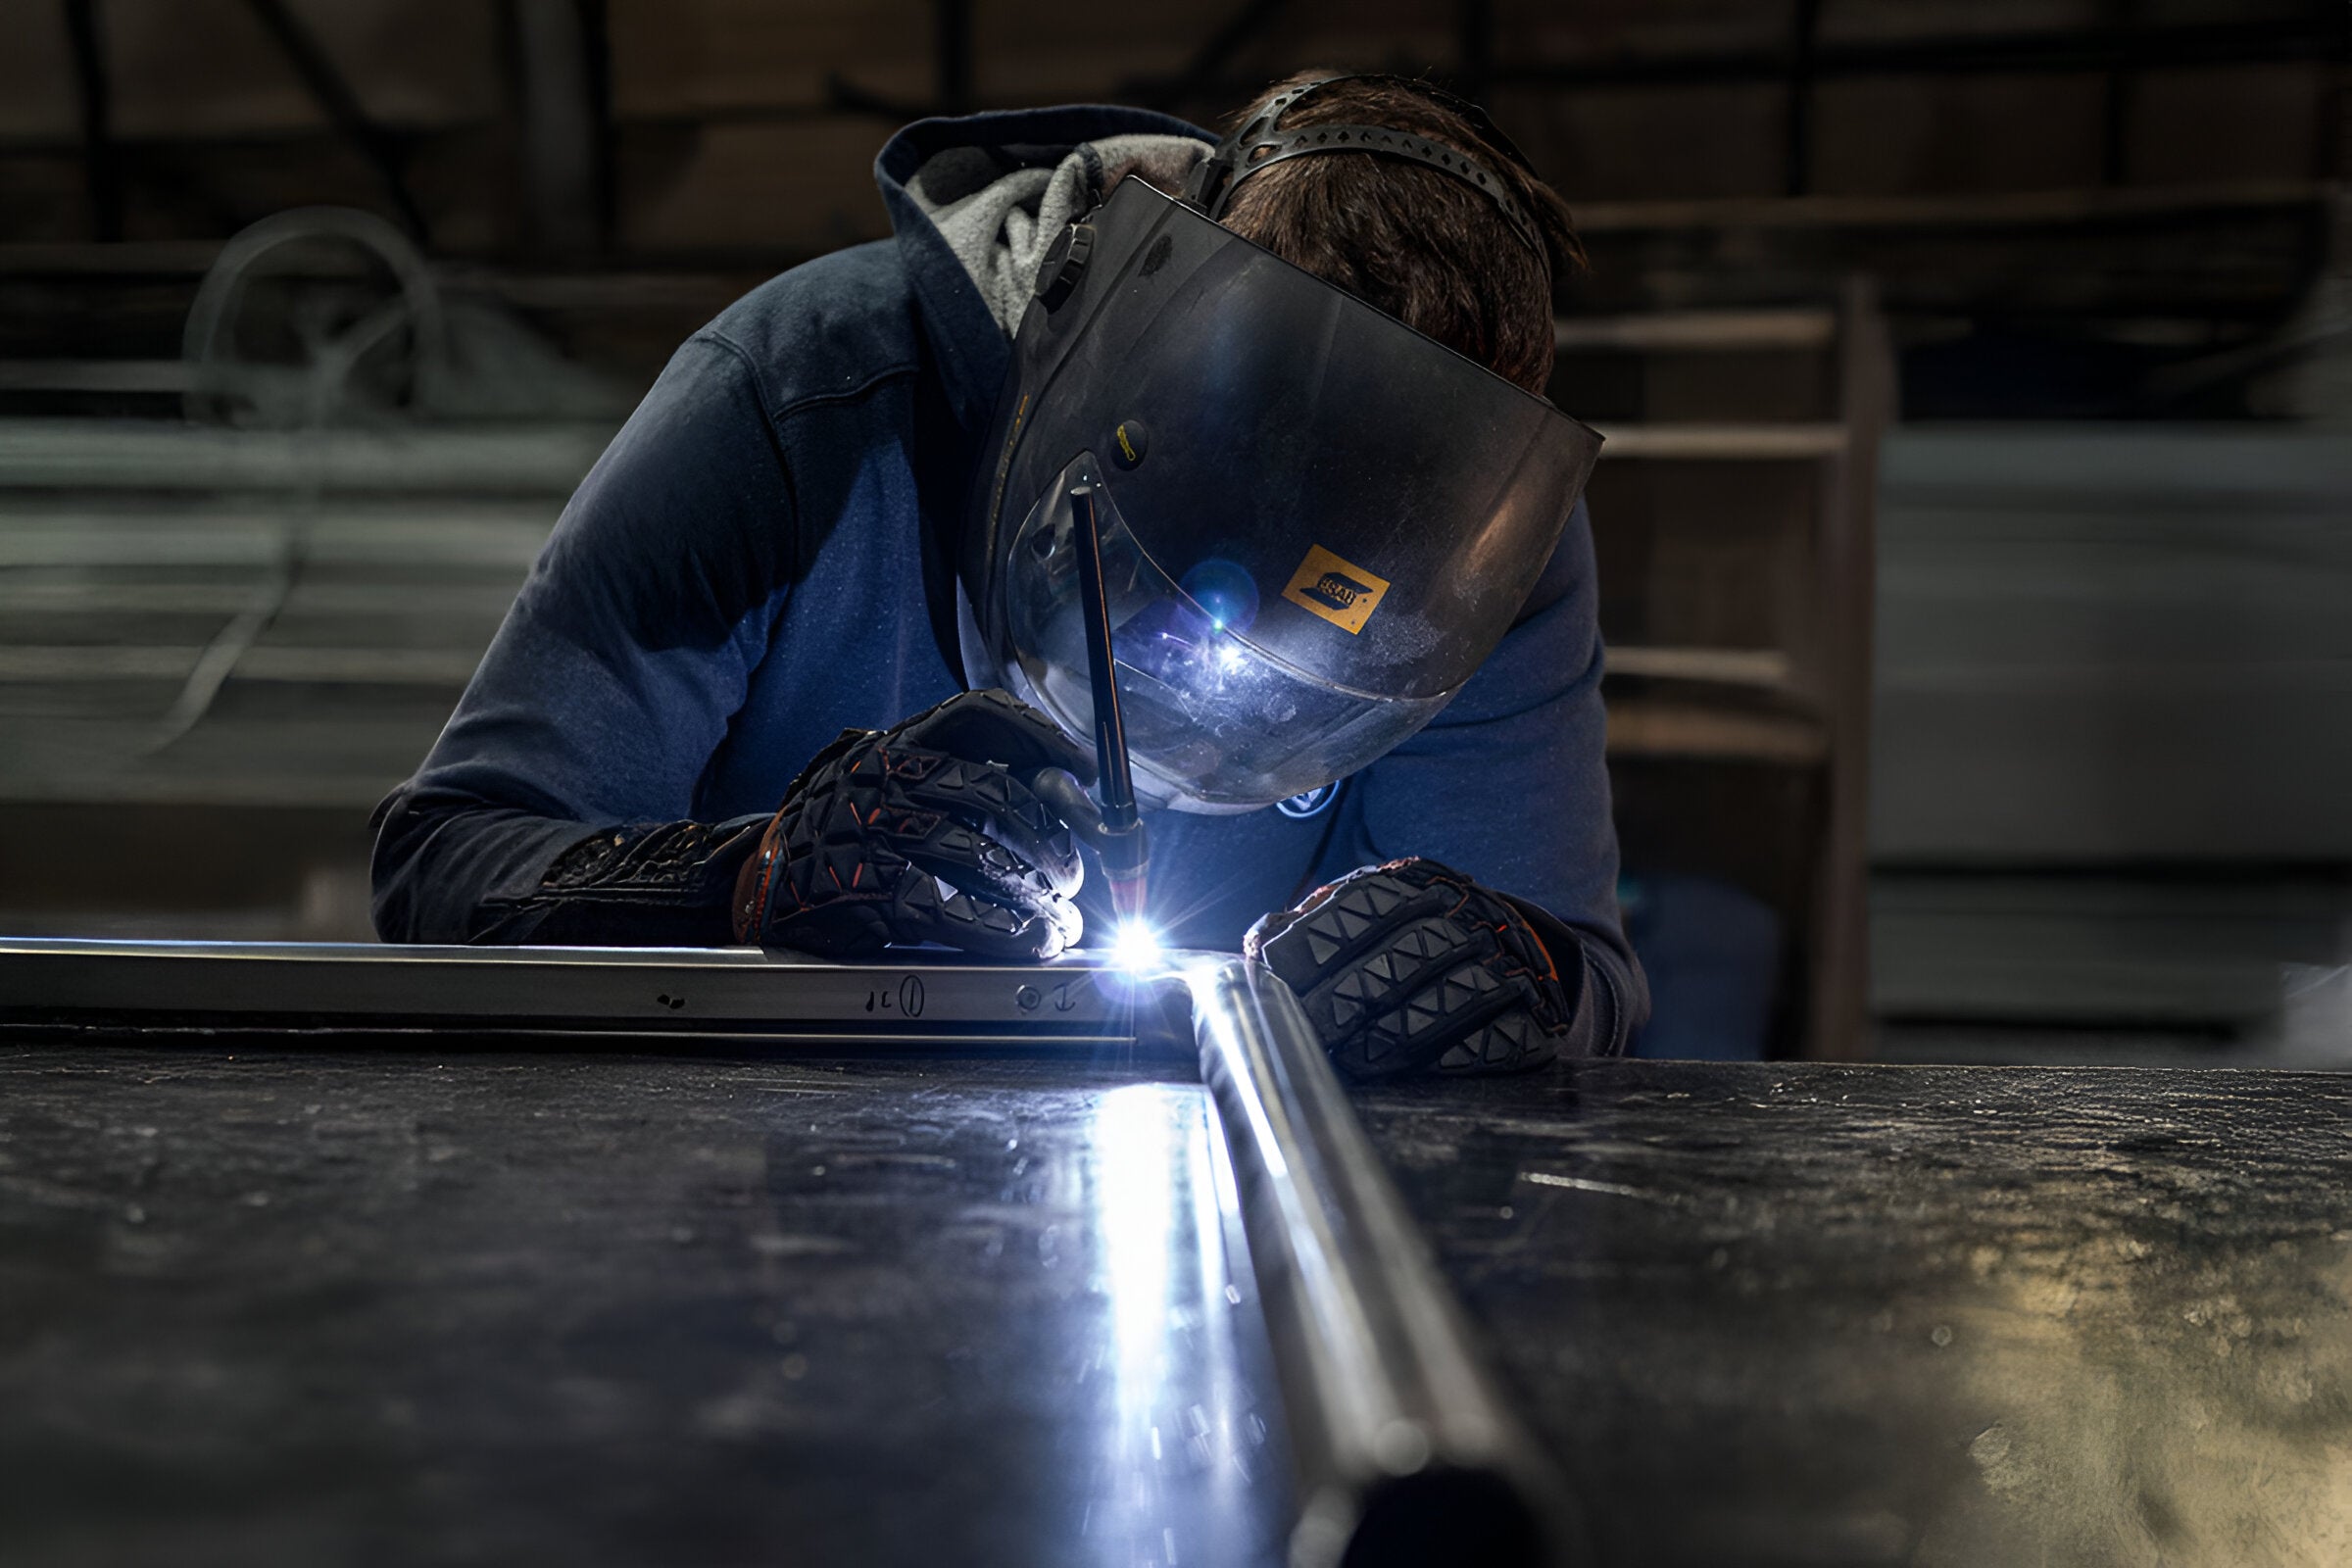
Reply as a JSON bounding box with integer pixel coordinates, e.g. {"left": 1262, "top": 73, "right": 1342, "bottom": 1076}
{"left": 1246, "top": 858, "right": 1615, "bottom": 1079}
{"left": 732, "top": 690, "right": 1094, "bottom": 959}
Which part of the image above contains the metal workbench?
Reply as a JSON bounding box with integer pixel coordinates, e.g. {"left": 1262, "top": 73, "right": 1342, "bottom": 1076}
{"left": 3, "top": 940, "right": 2349, "bottom": 1565}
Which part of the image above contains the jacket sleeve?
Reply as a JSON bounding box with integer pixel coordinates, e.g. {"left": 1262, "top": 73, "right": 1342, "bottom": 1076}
{"left": 1326, "top": 497, "right": 1650, "bottom": 1052}
{"left": 370, "top": 333, "right": 794, "bottom": 945}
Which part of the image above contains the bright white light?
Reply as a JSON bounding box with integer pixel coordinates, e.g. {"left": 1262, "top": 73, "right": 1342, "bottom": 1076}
{"left": 1087, "top": 1084, "right": 1182, "bottom": 1529}
{"left": 1107, "top": 921, "right": 1166, "bottom": 973}
{"left": 1215, "top": 642, "right": 1248, "bottom": 671}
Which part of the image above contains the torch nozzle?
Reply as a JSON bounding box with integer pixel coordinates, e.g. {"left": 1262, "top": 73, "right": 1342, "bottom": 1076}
{"left": 1103, "top": 834, "right": 1150, "bottom": 928}
{"left": 1030, "top": 766, "right": 1150, "bottom": 931}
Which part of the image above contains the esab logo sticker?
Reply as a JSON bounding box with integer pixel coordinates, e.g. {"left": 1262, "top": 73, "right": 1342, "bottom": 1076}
{"left": 1280, "top": 544, "right": 1392, "bottom": 635}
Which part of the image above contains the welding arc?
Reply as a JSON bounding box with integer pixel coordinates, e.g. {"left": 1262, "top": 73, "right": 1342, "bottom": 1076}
{"left": 1068, "top": 483, "right": 1149, "bottom": 922}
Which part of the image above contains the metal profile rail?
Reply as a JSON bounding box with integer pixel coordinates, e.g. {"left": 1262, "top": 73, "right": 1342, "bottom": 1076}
{"left": 0, "top": 938, "right": 1173, "bottom": 1051}
{"left": 1190, "top": 957, "right": 1573, "bottom": 1568}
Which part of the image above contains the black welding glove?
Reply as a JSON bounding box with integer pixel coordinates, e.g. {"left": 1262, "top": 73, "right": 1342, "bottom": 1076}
{"left": 1246, "top": 858, "right": 1622, "bottom": 1079}
{"left": 731, "top": 689, "right": 1094, "bottom": 959}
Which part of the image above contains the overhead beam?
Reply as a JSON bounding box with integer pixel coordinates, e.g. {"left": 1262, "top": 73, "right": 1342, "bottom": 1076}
{"left": 2318, "top": 0, "right": 2350, "bottom": 180}
{"left": 506, "top": 0, "right": 604, "bottom": 254}
{"left": 1786, "top": 0, "right": 1821, "bottom": 198}
{"left": 60, "top": 0, "right": 122, "bottom": 242}
{"left": 243, "top": 0, "right": 431, "bottom": 244}
{"left": 2099, "top": 0, "right": 2139, "bottom": 186}
{"left": 577, "top": 0, "right": 615, "bottom": 249}
{"left": 1454, "top": 0, "right": 1493, "bottom": 105}
{"left": 934, "top": 0, "right": 971, "bottom": 116}
{"left": 1496, "top": 15, "right": 2338, "bottom": 88}
{"left": 1145, "top": 14, "right": 2335, "bottom": 106}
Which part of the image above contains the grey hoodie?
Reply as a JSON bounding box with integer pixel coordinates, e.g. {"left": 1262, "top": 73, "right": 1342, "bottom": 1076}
{"left": 906, "top": 132, "right": 1211, "bottom": 335}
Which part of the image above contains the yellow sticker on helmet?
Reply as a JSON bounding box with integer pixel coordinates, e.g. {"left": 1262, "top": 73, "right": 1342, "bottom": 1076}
{"left": 1281, "top": 545, "right": 1392, "bottom": 635}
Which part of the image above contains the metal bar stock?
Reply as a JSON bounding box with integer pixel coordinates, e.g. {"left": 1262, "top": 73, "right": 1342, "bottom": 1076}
{"left": 1188, "top": 956, "right": 1580, "bottom": 1568}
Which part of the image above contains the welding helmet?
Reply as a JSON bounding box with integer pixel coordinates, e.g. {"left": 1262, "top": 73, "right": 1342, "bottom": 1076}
{"left": 958, "top": 98, "right": 1601, "bottom": 814}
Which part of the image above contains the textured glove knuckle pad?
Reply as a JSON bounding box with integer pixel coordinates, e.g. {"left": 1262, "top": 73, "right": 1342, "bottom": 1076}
{"left": 1253, "top": 857, "right": 1574, "bottom": 1080}
{"left": 735, "top": 692, "right": 1089, "bottom": 958}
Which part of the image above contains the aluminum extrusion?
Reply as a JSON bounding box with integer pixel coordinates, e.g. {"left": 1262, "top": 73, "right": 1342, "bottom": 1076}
{"left": 0, "top": 937, "right": 1184, "bottom": 1051}
{"left": 1190, "top": 956, "right": 1579, "bottom": 1568}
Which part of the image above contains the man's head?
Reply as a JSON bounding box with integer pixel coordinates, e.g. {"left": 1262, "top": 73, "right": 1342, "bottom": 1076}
{"left": 963, "top": 82, "right": 1601, "bottom": 812}
{"left": 1209, "top": 73, "right": 1584, "bottom": 395}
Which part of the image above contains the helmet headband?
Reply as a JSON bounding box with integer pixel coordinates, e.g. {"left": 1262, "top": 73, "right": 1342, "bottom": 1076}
{"left": 1181, "top": 74, "right": 1548, "bottom": 267}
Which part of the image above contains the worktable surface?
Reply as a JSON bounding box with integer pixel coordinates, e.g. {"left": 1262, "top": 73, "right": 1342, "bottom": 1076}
{"left": 2, "top": 1042, "right": 2346, "bottom": 1567}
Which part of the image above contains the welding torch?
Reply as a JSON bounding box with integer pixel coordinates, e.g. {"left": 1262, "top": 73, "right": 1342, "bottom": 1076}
{"left": 1034, "top": 482, "right": 1150, "bottom": 929}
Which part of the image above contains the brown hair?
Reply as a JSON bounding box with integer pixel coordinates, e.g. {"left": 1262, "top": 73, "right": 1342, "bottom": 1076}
{"left": 1214, "top": 72, "right": 1584, "bottom": 394}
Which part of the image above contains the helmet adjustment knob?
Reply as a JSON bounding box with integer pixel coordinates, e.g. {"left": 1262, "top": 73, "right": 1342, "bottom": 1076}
{"left": 1035, "top": 222, "right": 1096, "bottom": 311}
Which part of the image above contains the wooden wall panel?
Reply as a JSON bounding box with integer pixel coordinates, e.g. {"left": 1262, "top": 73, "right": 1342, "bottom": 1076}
{"left": 1499, "top": 0, "right": 1793, "bottom": 57}
{"left": 0, "top": 6, "right": 80, "bottom": 140}
{"left": 0, "top": 157, "right": 88, "bottom": 245}
{"left": 2131, "top": 65, "right": 2327, "bottom": 187}
{"left": 971, "top": 24, "right": 1221, "bottom": 109}
{"left": 1635, "top": 464, "right": 1821, "bottom": 652}
{"left": 1249, "top": 0, "right": 1455, "bottom": 82}
{"left": 617, "top": 119, "right": 895, "bottom": 254}
{"left": 98, "top": 0, "right": 498, "bottom": 138}
{"left": 609, "top": 0, "right": 933, "bottom": 116}
{"left": 1822, "top": 0, "right": 2112, "bottom": 43}
{"left": 273, "top": 0, "right": 503, "bottom": 125}
{"left": 1496, "top": 84, "right": 1790, "bottom": 202}
{"left": 99, "top": 0, "right": 320, "bottom": 137}
{"left": 1810, "top": 74, "right": 2109, "bottom": 195}
{"left": 82, "top": 1, "right": 298, "bottom": 138}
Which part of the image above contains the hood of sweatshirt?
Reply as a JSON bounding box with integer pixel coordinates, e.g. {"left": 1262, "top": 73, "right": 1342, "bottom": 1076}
{"left": 873, "top": 105, "right": 1212, "bottom": 436}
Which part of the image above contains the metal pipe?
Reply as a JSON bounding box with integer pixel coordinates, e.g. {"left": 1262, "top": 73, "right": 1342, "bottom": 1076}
{"left": 1188, "top": 956, "right": 1580, "bottom": 1568}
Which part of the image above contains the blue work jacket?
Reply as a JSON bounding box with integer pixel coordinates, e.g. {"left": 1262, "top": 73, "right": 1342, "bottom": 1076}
{"left": 370, "top": 104, "right": 1642, "bottom": 1036}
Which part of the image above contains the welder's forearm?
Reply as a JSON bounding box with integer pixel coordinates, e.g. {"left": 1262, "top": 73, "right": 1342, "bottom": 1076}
{"left": 1505, "top": 892, "right": 1649, "bottom": 1059}
{"left": 482, "top": 888, "right": 740, "bottom": 947}
{"left": 445, "top": 830, "right": 756, "bottom": 948}
{"left": 1564, "top": 940, "right": 1647, "bottom": 1058}
{"left": 369, "top": 791, "right": 759, "bottom": 947}
{"left": 499, "top": 816, "right": 763, "bottom": 946}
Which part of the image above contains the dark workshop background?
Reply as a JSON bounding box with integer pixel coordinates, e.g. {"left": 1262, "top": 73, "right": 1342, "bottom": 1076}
{"left": 0, "top": 0, "right": 2346, "bottom": 1064}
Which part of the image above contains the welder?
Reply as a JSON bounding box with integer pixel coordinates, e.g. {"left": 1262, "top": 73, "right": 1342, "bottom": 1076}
{"left": 371, "top": 73, "right": 1648, "bottom": 1077}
